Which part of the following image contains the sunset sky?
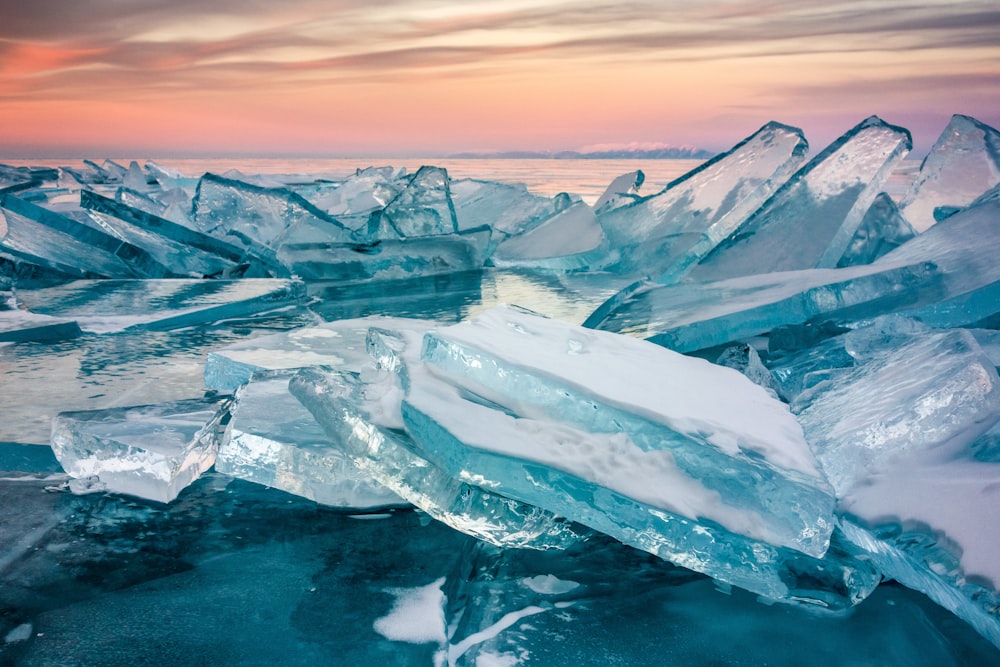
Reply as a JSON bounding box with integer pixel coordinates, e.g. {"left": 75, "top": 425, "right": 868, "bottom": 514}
{"left": 1, "top": 0, "right": 997, "bottom": 158}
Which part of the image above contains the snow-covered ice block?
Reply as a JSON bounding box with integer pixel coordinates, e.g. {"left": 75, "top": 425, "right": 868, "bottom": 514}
{"left": 837, "top": 420, "right": 1000, "bottom": 649}
{"left": 794, "top": 328, "right": 1000, "bottom": 496}
{"left": 401, "top": 354, "right": 878, "bottom": 607}
{"left": 490, "top": 201, "right": 607, "bottom": 271}
{"left": 378, "top": 166, "right": 457, "bottom": 239}
{"left": 837, "top": 192, "right": 917, "bottom": 267}
{"left": 205, "top": 316, "right": 434, "bottom": 392}
{"left": 584, "top": 261, "right": 940, "bottom": 353}
{"left": 289, "top": 362, "right": 587, "bottom": 550}
{"left": 275, "top": 226, "right": 491, "bottom": 281}
{"left": 899, "top": 114, "right": 1000, "bottom": 232}
{"left": 0, "top": 193, "right": 174, "bottom": 278}
{"left": 16, "top": 278, "right": 306, "bottom": 334}
{"left": 688, "top": 116, "right": 911, "bottom": 282}
{"left": 419, "top": 305, "right": 835, "bottom": 557}
{"left": 599, "top": 121, "right": 808, "bottom": 280}
{"left": 218, "top": 371, "right": 405, "bottom": 510}
{"left": 50, "top": 395, "right": 231, "bottom": 503}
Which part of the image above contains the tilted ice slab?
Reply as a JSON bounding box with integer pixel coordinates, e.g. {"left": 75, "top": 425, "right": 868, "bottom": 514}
{"left": 50, "top": 395, "right": 231, "bottom": 503}
{"left": 490, "top": 201, "right": 607, "bottom": 271}
{"left": 599, "top": 121, "right": 808, "bottom": 280}
{"left": 376, "top": 166, "right": 458, "bottom": 240}
{"left": 451, "top": 178, "right": 561, "bottom": 238}
{"left": 16, "top": 278, "right": 306, "bottom": 334}
{"left": 838, "top": 431, "right": 1000, "bottom": 649}
{"left": 837, "top": 192, "right": 917, "bottom": 267}
{"left": 290, "top": 362, "right": 586, "bottom": 550}
{"left": 794, "top": 328, "right": 1000, "bottom": 496}
{"left": 0, "top": 306, "right": 81, "bottom": 343}
{"left": 0, "top": 193, "right": 173, "bottom": 278}
{"left": 418, "top": 305, "right": 834, "bottom": 557}
{"left": 594, "top": 169, "right": 644, "bottom": 211}
{"left": 688, "top": 116, "right": 911, "bottom": 282}
{"left": 205, "top": 315, "right": 435, "bottom": 393}
{"left": 298, "top": 165, "right": 407, "bottom": 216}
{"left": 218, "top": 371, "right": 405, "bottom": 510}
{"left": 584, "top": 260, "right": 940, "bottom": 353}
{"left": 899, "top": 114, "right": 1000, "bottom": 232}
{"left": 401, "top": 353, "right": 880, "bottom": 608}
{"left": 192, "top": 173, "right": 353, "bottom": 250}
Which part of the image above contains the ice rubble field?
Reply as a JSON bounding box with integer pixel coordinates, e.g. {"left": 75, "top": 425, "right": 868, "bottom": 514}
{"left": 2, "top": 114, "right": 1000, "bottom": 665}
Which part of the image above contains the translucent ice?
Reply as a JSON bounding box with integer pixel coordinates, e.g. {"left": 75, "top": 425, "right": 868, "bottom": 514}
{"left": 0, "top": 193, "right": 173, "bottom": 279}
{"left": 490, "top": 201, "right": 607, "bottom": 271}
{"left": 599, "top": 121, "right": 808, "bottom": 280}
{"left": 793, "top": 328, "right": 1000, "bottom": 496}
{"left": 584, "top": 261, "right": 940, "bottom": 353}
{"left": 688, "top": 116, "right": 911, "bottom": 282}
{"left": 300, "top": 166, "right": 406, "bottom": 217}
{"left": 50, "top": 395, "right": 231, "bottom": 503}
{"left": 450, "top": 178, "right": 559, "bottom": 237}
{"left": 377, "top": 166, "right": 458, "bottom": 239}
{"left": 593, "top": 169, "right": 644, "bottom": 211}
{"left": 899, "top": 115, "right": 1000, "bottom": 232}
{"left": 0, "top": 307, "right": 81, "bottom": 343}
{"left": 218, "top": 371, "right": 405, "bottom": 509}
{"left": 837, "top": 192, "right": 917, "bottom": 267}
{"left": 419, "top": 305, "right": 834, "bottom": 556}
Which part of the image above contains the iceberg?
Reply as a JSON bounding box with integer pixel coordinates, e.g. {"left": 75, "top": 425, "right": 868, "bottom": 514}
{"left": 899, "top": 114, "right": 1000, "bottom": 232}
{"left": 687, "top": 116, "right": 911, "bottom": 282}
{"left": 218, "top": 370, "right": 405, "bottom": 510}
{"left": 50, "top": 395, "right": 231, "bottom": 503}
{"left": 598, "top": 121, "right": 808, "bottom": 280}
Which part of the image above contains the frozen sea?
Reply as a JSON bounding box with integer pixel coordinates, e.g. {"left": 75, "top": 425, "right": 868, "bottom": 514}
{"left": 2, "top": 156, "right": 995, "bottom": 666}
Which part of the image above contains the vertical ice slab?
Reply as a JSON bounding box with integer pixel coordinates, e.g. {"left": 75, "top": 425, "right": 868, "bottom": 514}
{"left": 50, "top": 395, "right": 231, "bottom": 503}
{"left": 218, "top": 371, "right": 405, "bottom": 510}
{"left": 379, "top": 166, "right": 458, "bottom": 239}
{"left": 420, "top": 305, "right": 835, "bottom": 557}
{"left": 599, "top": 121, "right": 808, "bottom": 280}
{"left": 584, "top": 261, "right": 941, "bottom": 354}
{"left": 688, "top": 116, "right": 912, "bottom": 282}
{"left": 793, "top": 328, "right": 1000, "bottom": 497}
{"left": 899, "top": 115, "right": 1000, "bottom": 232}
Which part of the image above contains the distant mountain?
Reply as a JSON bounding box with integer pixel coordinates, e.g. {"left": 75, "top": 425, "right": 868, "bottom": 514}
{"left": 447, "top": 146, "right": 714, "bottom": 160}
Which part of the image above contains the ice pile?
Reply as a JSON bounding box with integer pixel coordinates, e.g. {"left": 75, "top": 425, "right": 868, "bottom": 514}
{"left": 3, "top": 113, "right": 1000, "bottom": 655}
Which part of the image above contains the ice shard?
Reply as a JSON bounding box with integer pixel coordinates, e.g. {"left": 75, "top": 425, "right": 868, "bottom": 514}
{"left": 290, "top": 366, "right": 587, "bottom": 551}
{"left": 836, "top": 192, "right": 917, "bottom": 267}
{"left": 687, "top": 116, "right": 911, "bottom": 282}
{"left": 16, "top": 278, "right": 306, "bottom": 334}
{"left": 218, "top": 371, "right": 405, "bottom": 509}
{"left": 0, "top": 306, "right": 81, "bottom": 343}
{"left": 451, "top": 178, "right": 562, "bottom": 237}
{"left": 593, "top": 169, "right": 644, "bottom": 211}
{"left": 300, "top": 165, "right": 406, "bottom": 217}
{"left": 584, "top": 260, "right": 940, "bottom": 354}
{"left": 377, "top": 166, "right": 458, "bottom": 239}
{"left": 0, "top": 193, "right": 175, "bottom": 278}
{"left": 793, "top": 327, "right": 1000, "bottom": 496}
{"left": 50, "top": 395, "right": 231, "bottom": 503}
{"left": 597, "top": 122, "right": 808, "bottom": 279}
{"left": 205, "top": 315, "right": 434, "bottom": 393}
{"left": 899, "top": 115, "right": 1000, "bottom": 232}
{"left": 837, "top": 419, "right": 1000, "bottom": 649}
{"left": 418, "top": 305, "right": 834, "bottom": 556}
{"left": 192, "top": 173, "right": 353, "bottom": 252}
{"left": 490, "top": 201, "right": 607, "bottom": 271}
{"left": 275, "top": 226, "right": 492, "bottom": 282}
